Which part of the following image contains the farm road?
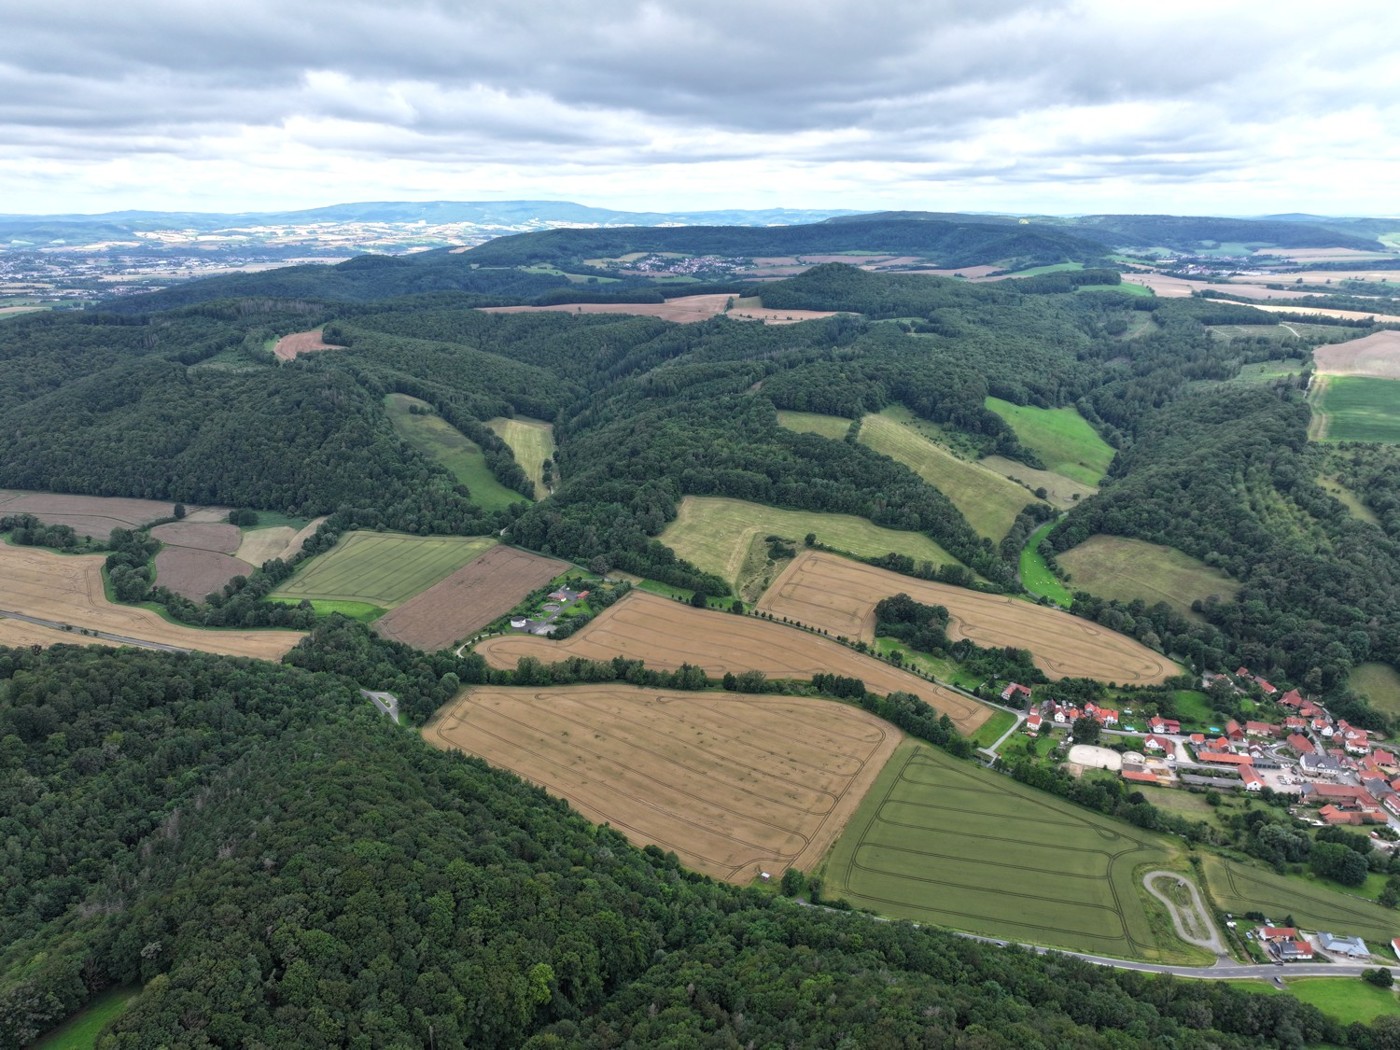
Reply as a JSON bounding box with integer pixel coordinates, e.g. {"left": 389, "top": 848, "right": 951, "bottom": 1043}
{"left": 0, "top": 608, "right": 193, "bottom": 653}
{"left": 1143, "top": 870, "right": 1225, "bottom": 955}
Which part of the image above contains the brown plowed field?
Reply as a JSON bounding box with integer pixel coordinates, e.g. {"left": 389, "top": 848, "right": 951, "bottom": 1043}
{"left": 0, "top": 490, "right": 183, "bottom": 538}
{"left": 273, "top": 328, "right": 347, "bottom": 361}
{"left": 374, "top": 546, "right": 569, "bottom": 651}
{"left": 0, "top": 543, "right": 303, "bottom": 659}
{"left": 151, "top": 521, "right": 252, "bottom": 600}
{"left": 0, "top": 616, "right": 118, "bottom": 649}
{"left": 480, "top": 293, "right": 839, "bottom": 325}
{"left": 425, "top": 684, "right": 902, "bottom": 882}
{"left": 150, "top": 522, "right": 242, "bottom": 553}
{"left": 473, "top": 590, "right": 991, "bottom": 733}
{"left": 1313, "top": 330, "right": 1400, "bottom": 378}
{"left": 756, "top": 551, "right": 1177, "bottom": 684}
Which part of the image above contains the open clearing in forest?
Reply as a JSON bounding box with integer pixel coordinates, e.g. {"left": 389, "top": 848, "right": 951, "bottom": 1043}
{"left": 857, "top": 408, "right": 1036, "bottom": 542}
{"left": 1057, "top": 535, "right": 1240, "bottom": 619}
{"left": 979, "top": 455, "right": 1096, "bottom": 509}
{"left": 272, "top": 327, "right": 346, "bottom": 361}
{"left": 473, "top": 590, "right": 992, "bottom": 734}
{"left": 481, "top": 293, "right": 840, "bottom": 325}
{"left": 1351, "top": 662, "right": 1400, "bottom": 718}
{"left": 385, "top": 394, "right": 527, "bottom": 511}
{"left": 271, "top": 531, "right": 496, "bottom": 616}
{"left": 776, "top": 410, "right": 852, "bottom": 440}
{"left": 0, "top": 544, "right": 302, "bottom": 658}
{"left": 824, "top": 740, "right": 1194, "bottom": 961}
{"left": 151, "top": 521, "right": 253, "bottom": 601}
{"left": 1311, "top": 376, "right": 1400, "bottom": 443}
{"left": 485, "top": 417, "right": 556, "bottom": 497}
{"left": 1314, "top": 330, "right": 1400, "bottom": 379}
{"left": 985, "top": 398, "right": 1115, "bottom": 486}
{"left": 659, "top": 496, "right": 961, "bottom": 587}
{"left": 757, "top": 551, "right": 1177, "bottom": 684}
{"left": 426, "top": 683, "right": 902, "bottom": 882}
{"left": 0, "top": 490, "right": 194, "bottom": 539}
{"left": 233, "top": 516, "right": 326, "bottom": 567}
{"left": 1201, "top": 854, "right": 1400, "bottom": 948}
{"left": 374, "top": 546, "right": 569, "bottom": 651}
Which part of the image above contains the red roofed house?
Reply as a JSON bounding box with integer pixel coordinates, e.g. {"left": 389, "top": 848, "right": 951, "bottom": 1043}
{"left": 1255, "top": 678, "right": 1277, "bottom": 695}
{"left": 1225, "top": 719, "right": 1245, "bottom": 743}
{"left": 1149, "top": 716, "right": 1181, "bottom": 735}
{"left": 1190, "top": 732, "right": 1206, "bottom": 745}
{"left": 1246, "top": 721, "right": 1281, "bottom": 738}
{"left": 1287, "top": 733, "right": 1315, "bottom": 755}
{"left": 1319, "top": 804, "right": 1364, "bottom": 826}
{"left": 1122, "top": 769, "right": 1160, "bottom": 785}
{"left": 1257, "top": 927, "right": 1298, "bottom": 942}
{"left": 1285, "top": 716, "right": 1307, "bottom": 731}
{"left": 1025, "top": 712, "right": 1044, "bottom": 733}
{"left": 1279, "top": 688, "right": 1304, "bottom": 708}
{"left": 1280, "top": 940, "right": 1314, "bottom": 962}
{"left": 1198, "top": 751, "right": 1254, "bottom": 766}
{"left": 1001, "top": 683, "right": 1033, "bottom": 704}
{"left": 1344, "top": 729, "right": 1371, "bottom": 756}
{"left": 1143, "top": 735, "right": 1170, "bottom": 753}
{"left": 1085, "top": 703, "right": 1119, "bottom": 726}
{"left": 1240, "top": 766, "right": 1264, "bottom": 791}
{"left": 1385, "top": 794, "right": 1400, "bottom": 820}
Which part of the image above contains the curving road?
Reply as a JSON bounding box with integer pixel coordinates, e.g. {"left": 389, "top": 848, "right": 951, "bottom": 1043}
{"left": 1143, "top": 870, "right": 1226, "bottom": 955}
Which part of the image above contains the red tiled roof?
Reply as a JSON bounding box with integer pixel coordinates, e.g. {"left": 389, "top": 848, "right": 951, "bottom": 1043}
{"left": 1287, "top": 733, "right": 1315, "bottom": 754}
{"left": 1122, "top": 770, "right": 1160, "bottom": 783}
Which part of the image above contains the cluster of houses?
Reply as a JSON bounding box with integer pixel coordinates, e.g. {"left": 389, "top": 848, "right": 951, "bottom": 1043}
{"left": 508, "top": 586, "right": 590, "bottom": 636}
{"left": 1250, "top": 926, "right": 1377, "bottom": 964}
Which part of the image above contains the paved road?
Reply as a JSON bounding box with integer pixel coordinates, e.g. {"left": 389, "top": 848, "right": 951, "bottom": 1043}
{"left": 1143, "top": 870, "right": 1226, "bottom": 954}
{"left": 360, "top": 689, "right": 400, "bottom": 724}
{"left": 0, "top": 608, "right": 194, "bottom": 653}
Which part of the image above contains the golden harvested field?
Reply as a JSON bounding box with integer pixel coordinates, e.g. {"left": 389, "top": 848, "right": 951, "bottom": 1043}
{"left": 757, "top": 551, "right": 1177, "bottom": 684}
{"left": 1314, "top": 330, "right": 1400, "bottom": 378}
{"left": 0, "top": 490, "right": 187, "bottom": 538}
{"left": 481, "top": 293, "right": 839, "bottom": 325}
{"left": 374, "top": 546, "right": 569, "bottom": 652}
{"left": 485, "top": 417, "right": 556, "bottom": 497}
{"left": 425, "top": 684, "right": 902, "bottom": 882}
{"left": 0, "top": 616, "right": 118, "bottom": 649}
{"left": 272, "top": 327, "right": 347, "bottom": 361}
{"left": 233, "top": 517, "right": 327, "bottom": 567}
{"left": 0, "top": 543, "right": 303, "bottom": 659}
{"left": 473, "top": 590, "right": 991, "bottom": 734}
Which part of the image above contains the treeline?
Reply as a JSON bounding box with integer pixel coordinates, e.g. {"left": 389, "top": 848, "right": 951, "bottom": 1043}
{"left": 3, "top": 643, "right": 1365, "bottom": 1049}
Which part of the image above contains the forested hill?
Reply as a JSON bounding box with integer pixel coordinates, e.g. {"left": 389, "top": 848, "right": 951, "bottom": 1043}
{"left": 0, "top": 644, "right": 1357, "bottom": 1048}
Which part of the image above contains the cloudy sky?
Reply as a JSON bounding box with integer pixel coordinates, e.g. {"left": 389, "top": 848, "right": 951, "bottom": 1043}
{"left": 3, "top": 0, "right": 1398, "bottom": 216}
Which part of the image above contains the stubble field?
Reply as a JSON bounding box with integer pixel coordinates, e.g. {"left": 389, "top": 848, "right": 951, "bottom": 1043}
{"left": 0, "top": 490, "right": 189, "bottom": 538}
{"left": 757, "top": 551, "right": 1178, "bottom": 683}
{"left": 151, "top": 521, "right": 253, "bottom": 601}
{"left": 1313, "top": 330, "right": 1400, "bottom": 379}
{"left": 374, "top": 545, "right": 569, "bottom": 651}
{"left": 472, "top": 590, "right": 992, "bottom": 734}
{"left": 0, "top": 543, "right": 302, "bottom": 658}
{"left": 271, "top": 327, "right": 347, "bottom": 361}
{"left": 425, "top": 683, "right": 902, "bottom": 882}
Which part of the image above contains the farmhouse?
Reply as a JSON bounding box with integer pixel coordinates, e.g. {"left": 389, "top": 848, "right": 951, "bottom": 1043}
{"left": 1149, "top": 715, "right": 1181, "bottom": 735}
{"left": 1001, "top": 682, "right": 1033, "bottom": 704}
{"left": 1279, "top": 940, "right": 1314, "bottom": 962}
{"left": 1240, "top": 766, "right": 1264, "bottom": 792}
{"left": 1225, "top": 719, "right": 1245, "bottom": 743}
{"left": 1256, "top": 926, "right": 1298, "bottom": 942}
{"left": 1318, "top": 933, "right": 1370, "bottom": 959}
{"left": 1287, "top": 733, "right": 1316, "bottom": 755}
{"left": 1280, "top": 688, "right": 1305, "bottom": 708}
{"left": 1245, "top": 720, "right": 1281, "bottom": 738}
{"left": 1026, "top": 712, "right": 1044, "bottom": 733}
{"left": 1084, "top": 702, "right": 1119, "bottom": 726}
{"left": 1143, "top": 735, "right": 1171, "bottom": 753}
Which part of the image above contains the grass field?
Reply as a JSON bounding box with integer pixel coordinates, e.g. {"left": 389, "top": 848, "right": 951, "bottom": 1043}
{"left": 1201, "top": 854, "right": 1400, "bottom": 947}
{"left": 485, "top": 416, "right": 556, "bottom": 498}
{"left": 759, "top": 551, "right": 1178, "bottom": 684}
{"left": 978, "top": 454, "right": 1096, "bottom": 509}
{"left": 1311, "top": 375, "right": 1400, "bottom": 443}
{"left": 1020, "top": 520, "right": 1073, "bottom": 606}
{"left": 30, "top": 985, "right": 138, "bottom": 1049}
{"left": 823, "top": 740, "right": 1200, "bottom": 961}
{"left": 385, "top": 394, "right": 529, "bottom": 511}
{"left": 985, "top": 398, "right": 1116, "bottom": 486}
{"left": 472, "top": 590, "right": 993, "bottom": 734}
{"left": 1057, "top": 535, "right": 1240, "bottom": 619}
{"left": 969, "top": 708, "right": 1018, "bottom": 748}
{"left": 1351, "top": 662, "right": 1400, "bottom": 718}
{"left": 426, "top": 684, "right": 902, "bottom": 882}
{"left": 1318, "top": 475, "right": 1382, "bottom": 526}
{"left": 657, "top": 496, "right": 961, "bottom": 586}
{"left": 271, "top": 531, "right": 496, "bottom": 610}
{"left": 1285, "top": 978, "right": 1400, "bottom": 1024}
{"left": 776, "top": 410, "right": 852, "bottom": 440}
{"left": 858, "top": 407, "right": 1036, "bottom": 542}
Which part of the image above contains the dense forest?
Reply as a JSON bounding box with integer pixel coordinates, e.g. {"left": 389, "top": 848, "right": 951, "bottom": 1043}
{"left": 1, "top": 642, "right": 1382, "bottom": 1049}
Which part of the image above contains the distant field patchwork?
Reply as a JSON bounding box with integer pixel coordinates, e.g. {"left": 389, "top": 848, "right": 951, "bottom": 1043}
{"left": 271, "top": 532, "right": 496, "bottom": 616}
{"left": 386, "top": 394, "right": 529, "bottom": 511}
{"left": 1057, "top": 535, "right": 1240, "bottom": 619}
{"left": 824, "top": 741, "right": 1192, "bottom": 961}
{"left": 426, "top": 684, "right": 902, "bottom": 882}
{"left": 985, "top": 398, "right": 1115, "bottom": 486}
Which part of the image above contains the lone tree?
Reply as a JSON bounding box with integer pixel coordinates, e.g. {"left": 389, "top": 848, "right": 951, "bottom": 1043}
{"left": 1071, "top": 715, "right": 1101, "bottom": 746}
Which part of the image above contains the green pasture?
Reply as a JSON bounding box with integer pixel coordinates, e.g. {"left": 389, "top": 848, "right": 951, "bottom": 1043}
{"left": 824, "top": 740, "right": 1202, "bottom": 962}
{"left": 271, "top": 532, "right": 496, "bottom": 609}
{"left": 1230, "top": 359, "right": 1310, "bottom": 383}
{"left": 1286, "top": 978, "right": 1400, "bottom": 1024}
{"left": 1351, "top": 663, "right": 1400, "bottom": 718}
{"left": 658, "top": 496, "right": 961, "bottom": 587}
{"left": 859, "top": 407, "right": 1036, "bottom": 542}
{"left": 776, "top": 409, "right": 853, "bottom": 441}
{"left": 986, "top": 398, "right": 1115, "bottom": 486}
{"left": 1019, "top": 520, "right": 1072, "bottom": 606}
{"left": 1201, "top": 854, "right": 1400, "bottom": 947}
{"left": 486, "top": 416, "right": 556, "bottom": 498}
{"left": 385, "top": 394, "right": 528, "bottom": 511}
{"left": 1313, "top": 376, "right": 1400, "bottom": 444}
{"left": 31, "top": 985, "right": 138, "bottom": 1049}
{"left": 1056, "top": 535, "right": 1239, "bottom": 619}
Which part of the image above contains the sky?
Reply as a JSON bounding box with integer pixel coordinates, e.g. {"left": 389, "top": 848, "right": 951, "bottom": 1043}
{"left": 3, "top": 0, "right": 1399, "bottom": 217}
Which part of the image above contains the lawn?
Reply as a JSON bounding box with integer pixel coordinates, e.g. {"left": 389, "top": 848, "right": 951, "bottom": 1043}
{"left": 823, "top": 740, "right": 1205, "bottom": 962}
{"left": 1020, "top": 520, "right": 1073, "bottom": 607}
{"left": 385, "top": 394, "right": 529, "bottom": 511}
{"left": 969, "top": 708, "right": 1018, "bottom": 749}
{"left": 1351, "top": 663, "right": 1400, "bottom": 718}
{"left": 658, "top": 496, "right": 961, "bottom": 587}
{"left": 1285, "top": 977, "right": 1400, "bottom": 1025}
{"left": 31, "top": 985, "right": 138, "bottom": 1049}
{"left": 1312, "top": 376, "right": 1400, "bottom": 444}
{"left": 1200, "top": 853, "right": 1400, "bottom": 947}
{"left": 776, "top": 409, "right": 852, "bottom": 440}
{"left": 1056, "top": 535, "right": 1240, "bottom": 620}
{"left": 1171, "top": 689, "right": 1217, "bottom": 727}
{"left": 859, "top": 407, "right": 1037, "bottom": 542}
{"left": 271, "top": 532, "right": 496, "bottom": 610}
{"left": 985, "top": 398, "right": 1116, "bottom": 486}
{"left": 485, "top": 416, "right": 556, "bottom": 498}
